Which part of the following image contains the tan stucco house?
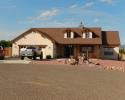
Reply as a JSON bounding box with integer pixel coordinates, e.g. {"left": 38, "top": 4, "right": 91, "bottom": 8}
{"left": 11, "top": 26, "right": 120, "bottom": 59}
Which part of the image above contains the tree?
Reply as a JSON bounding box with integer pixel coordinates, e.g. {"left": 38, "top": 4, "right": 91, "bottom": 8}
{"left": 0, "top": 40, "right": 12, "bottom": 47}
{"left": 119, "top": 48, "right": 125, "bottom": 60}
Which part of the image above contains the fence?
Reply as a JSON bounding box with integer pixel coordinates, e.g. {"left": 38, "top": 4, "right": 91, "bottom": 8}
{"left": 4, "top": 47, "right": 12, "bottom": 57}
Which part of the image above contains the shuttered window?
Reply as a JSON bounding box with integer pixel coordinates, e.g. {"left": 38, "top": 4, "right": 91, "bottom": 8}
{"left": 64, "top": 32, "right": 74, "bottom": 38}
{"left": 83, "top": 32, "right": 93, "bottom": 38}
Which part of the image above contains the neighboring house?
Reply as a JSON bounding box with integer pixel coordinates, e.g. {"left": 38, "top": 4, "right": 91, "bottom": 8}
{"left": 11, "top": 27, "right": 120, "bottom": 59}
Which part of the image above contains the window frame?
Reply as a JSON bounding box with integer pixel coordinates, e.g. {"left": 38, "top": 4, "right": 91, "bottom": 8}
{"left": 103, "top": 47, "right": 114, "bottom": 56}
{"left": 80, "top": 46, "right": 94, "bottom": 53}
{"left": 83, "top": 32, "right": 92, "bottom": 39}
{"left": 67, "top": 32, "right": 71, "bottom": 38}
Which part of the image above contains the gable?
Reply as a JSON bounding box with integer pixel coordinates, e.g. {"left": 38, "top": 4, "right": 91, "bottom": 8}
{"left": 12, "top": 29, "right": 53, "bottom": 46}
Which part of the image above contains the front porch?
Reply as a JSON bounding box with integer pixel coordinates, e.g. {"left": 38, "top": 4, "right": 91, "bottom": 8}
{"left": 56, "top": 44, "right": 101, "bottom": 58}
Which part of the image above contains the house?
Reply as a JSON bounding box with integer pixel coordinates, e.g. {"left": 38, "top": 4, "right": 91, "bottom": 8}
{"left": 11, "top": 27, "right": 120, "bottom": 59}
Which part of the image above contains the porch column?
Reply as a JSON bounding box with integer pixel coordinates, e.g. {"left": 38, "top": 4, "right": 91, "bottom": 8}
{"left": 56, "top": 44, "right": 64, "bottom": 58}
{"left": 74, "top": 45, "right": 80, "bottom": 57}
{"left": 94, "top": 45, "right": 101, "bottom": 58}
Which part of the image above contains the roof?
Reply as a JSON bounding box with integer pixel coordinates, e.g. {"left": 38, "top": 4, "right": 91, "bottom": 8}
{"left": 102, "top": 31, "right": 120, "bottom": 45}
{"left": 11, "top": 27, "right": 120, "bottom": 45}
{"left": 36, "top": 27, "right": 102, "bottom": 44}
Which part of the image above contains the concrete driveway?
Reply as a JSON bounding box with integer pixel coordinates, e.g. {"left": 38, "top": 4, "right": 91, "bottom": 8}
{"left": 0, "top": 64, "right": 125, "bottom": 100}
{"left": 0, "top": 57, "right": 31, "bottom": 64}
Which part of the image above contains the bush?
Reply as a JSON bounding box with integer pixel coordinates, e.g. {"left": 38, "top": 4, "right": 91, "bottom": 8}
{"left": 46, "top": 55, "right": 51, "bottom": 59}
{"left": 96, "top": 56, "right": 102, "bottom": 59}
{"left": 119, "top": 48, "right": 125, "bottom": 54}
{"left": 119, "top": 48, "right": 125, "bottom": 60}
{"left": 57, "top": 55, "right": 62, "bottom": 58}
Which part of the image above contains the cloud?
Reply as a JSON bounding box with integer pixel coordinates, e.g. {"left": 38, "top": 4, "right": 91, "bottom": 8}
{"left": 70, "top": 4, "right": 77, "bottom": 8}
{"left": 84, "top": 1, "right": 94, "bottom": 8}
{"left": 99, "top": 0, "right": 116, "bottom": 4}
{"left": 31, "top": 8, "right": 60, "bottom": 21}
{"left": 69, "top": 1, "right": 94, "bottom": 10}
{"left": 18, "top": 2, "right": 120, "bottom": 29}
{"left": 40, "top": 9, "right": 59, "bottom": 17}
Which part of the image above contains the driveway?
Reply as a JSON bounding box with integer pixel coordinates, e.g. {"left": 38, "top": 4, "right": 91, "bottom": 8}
{"left": 0, "top": 57, "right": 31, "bottom": 64}
{"left": 0, "top": 64, "right": 125, "bottom": 100}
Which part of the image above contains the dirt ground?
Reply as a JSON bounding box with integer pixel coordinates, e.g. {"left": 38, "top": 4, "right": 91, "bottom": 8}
{"left": 0, "top": 64, "right": 125, "bottom": 100}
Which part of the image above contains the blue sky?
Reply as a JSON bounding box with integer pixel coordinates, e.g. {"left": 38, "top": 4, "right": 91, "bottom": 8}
{"left": 0, "top": 0, "right": 125, "bottom": 44}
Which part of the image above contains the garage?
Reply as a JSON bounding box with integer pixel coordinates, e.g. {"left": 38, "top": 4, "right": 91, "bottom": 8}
{"left": 11, "top": 28, "right": 55, "bottom": 59}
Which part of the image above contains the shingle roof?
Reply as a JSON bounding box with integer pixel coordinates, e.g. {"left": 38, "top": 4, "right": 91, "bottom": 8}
{"left": 11, "top": 27, "right": 120, "bottom": 46}
{"left": 36, "top": 27, "right": 102, "bottom": 44}
{"left": 102, "top": 31, "right": 120, "bottom": 45}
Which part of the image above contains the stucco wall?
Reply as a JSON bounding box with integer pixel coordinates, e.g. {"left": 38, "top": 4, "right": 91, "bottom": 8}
{"left": 12, "top": 31, "right": 55, "bottom": 59}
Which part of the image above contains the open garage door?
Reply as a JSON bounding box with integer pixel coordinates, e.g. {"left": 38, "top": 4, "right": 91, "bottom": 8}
{"left": 19, "top": 45, "right": 47, "bottom": 59}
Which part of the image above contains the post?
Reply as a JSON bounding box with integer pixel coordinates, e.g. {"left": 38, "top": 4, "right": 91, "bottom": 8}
{"left": 86, "top": 47, "right": 89, "bottom": 64}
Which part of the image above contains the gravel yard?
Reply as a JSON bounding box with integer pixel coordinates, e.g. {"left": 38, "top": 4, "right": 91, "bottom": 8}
{"left": 32, "top": 59, "right": 125, "bottom": 71}
{"left": 0, "top": 64, "right": 125, "bottom": 100}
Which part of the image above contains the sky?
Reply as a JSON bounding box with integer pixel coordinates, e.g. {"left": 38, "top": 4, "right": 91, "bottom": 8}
{"left": 0, "top": 0, "right": 125, "bottom": 44}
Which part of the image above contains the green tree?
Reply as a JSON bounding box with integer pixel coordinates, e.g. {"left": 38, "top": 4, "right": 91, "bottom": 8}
{"left": 0, "top": 40, "right": 12, "bottom": 47}
{"left": 119, "top": 48, "right": 125, "bottom": 60}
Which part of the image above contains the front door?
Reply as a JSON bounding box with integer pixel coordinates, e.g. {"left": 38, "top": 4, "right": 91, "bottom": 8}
{"left": 64, "top": 45, "right": 74, "bottom": 58}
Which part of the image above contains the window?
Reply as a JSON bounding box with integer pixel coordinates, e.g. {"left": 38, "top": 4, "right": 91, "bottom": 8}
{"left": 67, "top": 32, "right": 71, "bottom": 38}
{"left": 85, "top": 33, "right": 90, "bottom": 38}
{"left": 80, "top": 46, "right": 94, "bottom": 53}
{"left": 64, "top": 32, "right": 74, "bottom": 38}
{"left": 83, "top": 32, "right": 92, "bottom": 38}
{"left": 104, "top": 51, "right": 113, "bottom": 55}
{"left": 103, "top": 47, "right": 114, "bottom": 55}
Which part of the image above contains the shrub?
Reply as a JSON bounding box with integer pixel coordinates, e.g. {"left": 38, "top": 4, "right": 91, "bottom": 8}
{"left": 96, "top": 56, "right": 101, "bottom": 59}
{"left": 0, "top": 40, "right": 12, "bottom": 47}
{"left": 46, "top": 55, "right": 51, "bottom": 59}
{"left": 119, "top": 48, "right": 125, "bottom": 54}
